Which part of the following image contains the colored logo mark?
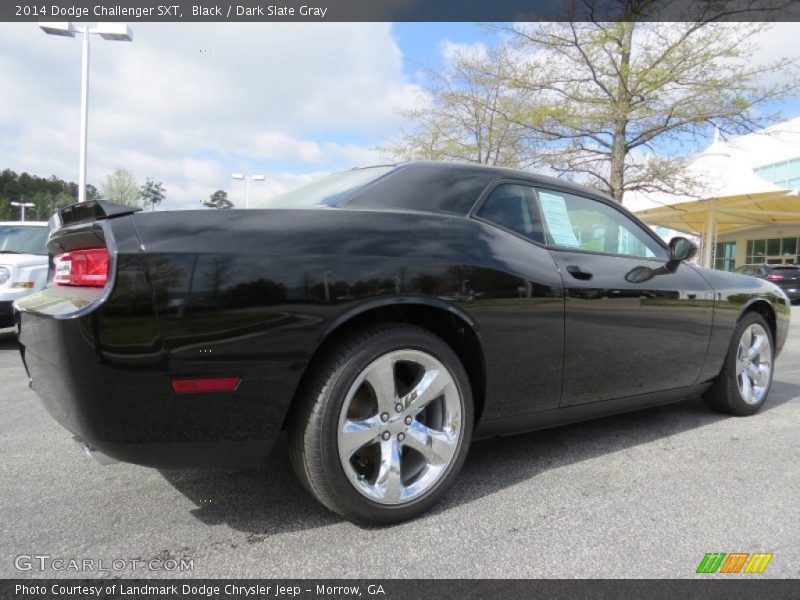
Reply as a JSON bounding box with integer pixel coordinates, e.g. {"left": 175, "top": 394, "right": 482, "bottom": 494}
{"left": 696, "top": 552, "right": 773, "bottom": 574}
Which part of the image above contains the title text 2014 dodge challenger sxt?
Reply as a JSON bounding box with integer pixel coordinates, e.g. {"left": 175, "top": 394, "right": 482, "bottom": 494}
{"left": 14, "top": 162, "right": 791, "bottom": 524}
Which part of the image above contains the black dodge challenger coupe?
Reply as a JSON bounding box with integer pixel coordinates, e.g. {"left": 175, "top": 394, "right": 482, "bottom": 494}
{"left": 15, "top": 161, "right": 791, "bottom": 524}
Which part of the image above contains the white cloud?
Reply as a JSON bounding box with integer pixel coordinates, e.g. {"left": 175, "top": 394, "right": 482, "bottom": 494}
{"left": 439, "top": 39, "right": 488, "bottom": 63}
{"left": 748, "top": 22, "right": 800, "bottom": 88}
{"left": 0, "top": 23, "right": 418, "bottom": 209}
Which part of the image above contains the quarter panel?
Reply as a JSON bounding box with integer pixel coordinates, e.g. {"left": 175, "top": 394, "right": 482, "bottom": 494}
{"left": 134, "top": 210, "right": 566, "bottom": 420}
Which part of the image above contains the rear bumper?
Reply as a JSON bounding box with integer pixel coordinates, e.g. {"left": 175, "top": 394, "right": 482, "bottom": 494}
{"left": 76, "top": 438, "right": 275, "bottom": 469}
{"left": 779, "top": 285, "right": 800, "bottom": 302}
{"left": 17, "top": 307, "right": 304, "bottom": 469}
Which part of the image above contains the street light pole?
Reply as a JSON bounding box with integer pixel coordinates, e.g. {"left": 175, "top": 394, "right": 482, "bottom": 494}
{"left": 40, "top": 22, "right": 133, "bottom": 204}
{"left": 10, "top": 201, "right": 36, "bottom": 222}
{"left": 231, "top": 173, "right": 265, "bottom": 209}
{"left": 79, "top": 25, "right": 90, "bottom": 204}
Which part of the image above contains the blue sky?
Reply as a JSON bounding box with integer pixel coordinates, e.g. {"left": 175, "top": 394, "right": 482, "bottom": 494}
{"left": 394, "top": 22, "right": 487, "bottom": 70}
{"left": 0, "top": 22, "right": 798, "bottom": 209}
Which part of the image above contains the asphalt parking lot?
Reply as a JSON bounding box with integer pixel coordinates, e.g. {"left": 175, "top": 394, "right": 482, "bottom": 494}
{"left": 1, "top": 311, "right": 799, "bottom": 579}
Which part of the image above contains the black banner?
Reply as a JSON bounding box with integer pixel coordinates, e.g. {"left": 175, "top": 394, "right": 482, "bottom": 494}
{"left": 3, "top": 579, "right": 800, "bottom": 600}
{"left": 4, "top": 0, "right": 800, "bottom": 23}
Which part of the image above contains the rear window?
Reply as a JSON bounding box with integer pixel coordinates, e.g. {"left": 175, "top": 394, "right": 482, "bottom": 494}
{"left": 253, "top": 166, "right": 395, "bottom": 209}
{"left": 0, "top": 225, "right": 48, "bottom": 255}
{"left": 771, "top": 265, "right": 800, "bottom": 271}
{"left": 476, "top": 184, "right": 544, "bottom": 243}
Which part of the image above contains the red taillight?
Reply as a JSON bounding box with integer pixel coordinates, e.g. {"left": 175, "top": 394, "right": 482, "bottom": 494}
{"left": 53, "top": 248, "right": 109, "bottom": 287}
{"left": 767, "top": 272, "right": 784, "bottom": 282}
{"left": 172, "top": 378, "right": 241, "bottom": 394}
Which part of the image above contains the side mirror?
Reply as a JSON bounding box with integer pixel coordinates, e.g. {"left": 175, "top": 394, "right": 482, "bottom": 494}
{"left": 669, "top": 236, "right": 697, "bottom": 263}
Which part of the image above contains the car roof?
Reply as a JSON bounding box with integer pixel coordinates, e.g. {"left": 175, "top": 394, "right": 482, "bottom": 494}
{"left": 0, "top": 221, "right": 48, "bottom": 226}
{"left": 345, "top": 161, "right": 618, "bottom": 216}
{"left": 394, "top": 161, "right": 618, "bottom": 202}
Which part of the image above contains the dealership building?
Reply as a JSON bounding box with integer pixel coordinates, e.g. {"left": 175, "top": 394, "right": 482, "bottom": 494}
{"left": 628, "top": 117, "right": 800, "bottom": 271}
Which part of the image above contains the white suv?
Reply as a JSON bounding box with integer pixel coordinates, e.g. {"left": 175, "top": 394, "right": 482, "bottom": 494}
{"left": 0, "top": 222, "right": 49, "bottom": 328}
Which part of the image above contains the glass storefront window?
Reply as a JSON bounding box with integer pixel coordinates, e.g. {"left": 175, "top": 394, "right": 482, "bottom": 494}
{"left": 754, "top": 157, "right": 800, "bottom": 187}
{"left": 777, "top": 163, "right": 789, "bottom": 184}
{"left": 714, "top": 241, "right": 736, "bottom": 271}
{"left": 767, "top": 238, "right": 781, "bottom": 255}
{"left": 745, "top": 236, "right": 800, "bottom": 265}
{"left": 789, "top": 159, "right": 800, "bottom": 180}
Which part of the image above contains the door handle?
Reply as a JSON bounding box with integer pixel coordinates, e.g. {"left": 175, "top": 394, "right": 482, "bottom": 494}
{"left": 566, "top": 265, "right": 593, "bottom": 280}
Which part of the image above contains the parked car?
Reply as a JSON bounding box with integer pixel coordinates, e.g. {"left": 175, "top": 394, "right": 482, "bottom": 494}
{"left": 734, "top": 263, "right": 800, "bottom": 304}
{"left": 0, "top": 221, "right": 49, "bottom": 327}
{"left": 14, "top": 162, "right": 791, "bottom": 524}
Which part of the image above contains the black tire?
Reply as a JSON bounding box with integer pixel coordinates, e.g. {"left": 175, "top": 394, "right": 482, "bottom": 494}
{"left": 703, "top": 312, "right": 775, "bottom": 416}
{"left": 288, "top": 324, "right": 474, "bottom": 525}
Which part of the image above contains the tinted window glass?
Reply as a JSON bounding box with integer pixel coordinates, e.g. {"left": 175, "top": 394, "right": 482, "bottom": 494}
{"left": 535, "top": 189, "right": 667, "bottom": 259}
{"left": 253, "top": 166, "right": 394, "bottom": 209}
{"left": 475, "top": 184, "right": 544, "bottom": 243}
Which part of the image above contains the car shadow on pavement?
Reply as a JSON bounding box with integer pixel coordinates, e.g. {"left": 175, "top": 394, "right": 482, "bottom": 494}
{"left": 159, "top": 379, "right": 800, "bottom": 534}
{"left": 158, "top": 436, "right": 342, "bottom": 533}
{"left": 0, "top": 330, "right": 18, "bottom": 350}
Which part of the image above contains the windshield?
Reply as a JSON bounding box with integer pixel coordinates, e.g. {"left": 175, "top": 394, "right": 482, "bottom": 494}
{"left": 0, "top": 226, "right": 49, "bottom": 255}
{"left": 253, "top": 166, "right": 395, "bottom": 209}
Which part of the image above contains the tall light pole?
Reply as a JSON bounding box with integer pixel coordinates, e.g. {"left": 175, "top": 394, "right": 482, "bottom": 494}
{"left": 232, "top": 173, "right": 265, "bottom": 209}
{"left": 40, "top": 22, "right": 133, "bottom": 204}
{"left": 10, "top": 201, "right": 36, "bottom": 222}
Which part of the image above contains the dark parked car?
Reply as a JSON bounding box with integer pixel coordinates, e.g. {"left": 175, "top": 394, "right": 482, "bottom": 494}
{"left": 15, "top": 162, "right": 791, "bottom": 524}
{"left": 734, "top": 264, "right": 800, "bottom": 304}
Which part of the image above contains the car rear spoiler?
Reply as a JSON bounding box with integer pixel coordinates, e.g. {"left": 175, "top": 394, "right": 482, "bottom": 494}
{"left": 51, "top": 200, "right": 142, "bottom": 230}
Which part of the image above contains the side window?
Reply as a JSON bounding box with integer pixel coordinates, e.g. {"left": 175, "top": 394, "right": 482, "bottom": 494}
{"left": 535, "top": 188, "right": 667, "bottom": 259}
{"left": 475, "top": 184, "right": 544, "bottom": 243}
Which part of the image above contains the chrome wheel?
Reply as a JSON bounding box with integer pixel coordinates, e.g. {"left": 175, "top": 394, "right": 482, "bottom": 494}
{"left": 337, "top": 349, "right": 463, "bottom": 505}
{"left": 735, "top": 323, "right": 772, "bottom": 405}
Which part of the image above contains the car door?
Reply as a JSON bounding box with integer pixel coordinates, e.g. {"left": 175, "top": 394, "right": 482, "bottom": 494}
{"left": 471, "top": 182, "right": 565, "bottom": 416}
{"left": 532, "top": 187, "right": 715, "bottom": 406}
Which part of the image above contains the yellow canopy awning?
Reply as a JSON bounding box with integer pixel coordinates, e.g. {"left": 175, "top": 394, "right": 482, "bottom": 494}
{"left": 635, "top": 190, "right": 800, "bottom": 236}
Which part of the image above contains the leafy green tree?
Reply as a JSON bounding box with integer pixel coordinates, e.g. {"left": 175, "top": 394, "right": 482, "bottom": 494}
{"left": 0, "top": 169, "right": 96, "bottom": 220}
{"left": 496, "top": 18, "right": 800, "bottom": 201}
{"left": 381, "top": 44, "right": 540, "bottom": 168}
{"left": 204, "top": 189, "right": 234, "bottom": 209}
{"left": 389, "top": 8, "right": 800, "bottom": 203}
{"left": 86, "top": 184, "right": 101, "bottom": 202}
{"left": 140, "top": 178, "right": 167, "bottom": 212}
{"left": 101, "top": 168, "right": 141, "bottom": 207}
